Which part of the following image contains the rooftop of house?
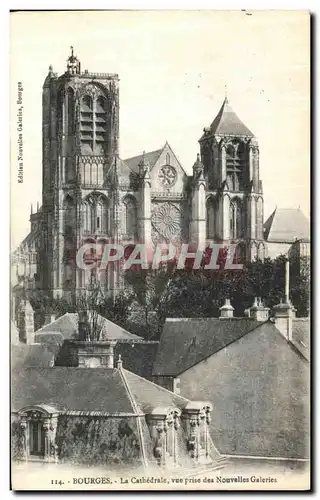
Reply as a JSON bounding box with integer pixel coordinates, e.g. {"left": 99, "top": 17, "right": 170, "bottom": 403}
{"left": 34, "top": 312, "right": 143, "bottom": 345}
{"left": 11, "top": 343, "right": 59, "bottom": 369}
{"left": 264, "top": 207, "right": 310, "bottom": 243}
{"left": 123, "top": 148, "right": 163, "bottom": 174}
{"left": 153, "top": 317, "right": 262, "bottom": 377}
{"left": 114, "top": 341, "right": 159, "bottom": 379}
{"left": 12, "top": 363, "right": 190, "bottom": 416}
{"left": 180, "top": 320, "right": 309, "bottom": 459}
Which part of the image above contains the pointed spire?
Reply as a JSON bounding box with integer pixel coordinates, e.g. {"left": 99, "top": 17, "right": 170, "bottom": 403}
{"left": 192, "top": 153, "right": 204, "bottom": 174}
{"left": 66, "top": 45, "right": 80, "bottom": 75}
{"left": 208, "top": 96, "right": 254, "bottom": 137}
{"left": 139, "top": 150, "right": 150, "bottom": 177}
{"left": 30, "top": 203, "right": 33, "bottom": 215}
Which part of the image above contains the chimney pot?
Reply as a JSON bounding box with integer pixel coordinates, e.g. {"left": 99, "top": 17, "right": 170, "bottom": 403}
{"left": 44, "top": 313, "right": 56, "bottom": 326}
{"left": 219, "top": 298, "right": 234, "bottom": 318}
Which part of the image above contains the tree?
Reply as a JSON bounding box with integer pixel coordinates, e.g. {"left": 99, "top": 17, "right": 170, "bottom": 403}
{"left": 76, "top": 280, "right": 105, "bottom": 341}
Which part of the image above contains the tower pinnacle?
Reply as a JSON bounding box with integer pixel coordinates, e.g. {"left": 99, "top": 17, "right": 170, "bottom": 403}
{"left": 66, "top": 46, "right": 81, "bottom": 75}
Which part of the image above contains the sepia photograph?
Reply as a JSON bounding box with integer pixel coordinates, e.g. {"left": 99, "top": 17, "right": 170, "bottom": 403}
{"left": 10, "top": 10, "right": 310, "bottom": 491}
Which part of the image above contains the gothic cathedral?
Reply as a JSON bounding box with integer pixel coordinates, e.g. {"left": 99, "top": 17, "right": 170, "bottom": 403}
{"left": 40, "top": 49, "right": 265, "bottom": 299}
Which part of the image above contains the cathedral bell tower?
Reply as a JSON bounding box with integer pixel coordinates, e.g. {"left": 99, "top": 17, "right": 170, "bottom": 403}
{"left": 41, "top": 48, "right": 120, "bottom": 299}
{"left": 199, "top": 97, "right": 265, "bottom": 262}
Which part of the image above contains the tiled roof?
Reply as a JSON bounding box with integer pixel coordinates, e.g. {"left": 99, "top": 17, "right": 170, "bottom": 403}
{"left": 123, "top": 369, "right": 190, "bottom": 413}
{"left": 117, "top": 158, "right": 139, "bottom": 180}
{"left": 12, "top": 367, "right": 136, "bottom": 414}
{"left": 208, "top": 98, "right": 254, "bottom": 137}
{"left": 34, "top": 313, "right": 142, "bottom": 343}
{"left": 264, "top": 208, "right": 310, "bottom": 243}
{"left": 153, "top": 318, "right": 262, "bottom": 376}
{"left": 115, "top": 341, "right": 159, "bottom": 378}
{"left": 183, "top": 321, "right": 309, "bottom": 458}
{"left": 11, "top": 344, "right": 58, "bottom": 369}
{"left": 12, "top": 364, "right": 192, "bottom": 416}
{"left": 123, "top": 148, "right": 163, "bottom": 173}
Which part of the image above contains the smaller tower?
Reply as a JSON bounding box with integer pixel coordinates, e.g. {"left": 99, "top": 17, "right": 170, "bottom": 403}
{"left": 138, "top": 152, "right": 152, "bottom": 248}
{"left": 199, "top": 96, "right": 265, "bottom": 261}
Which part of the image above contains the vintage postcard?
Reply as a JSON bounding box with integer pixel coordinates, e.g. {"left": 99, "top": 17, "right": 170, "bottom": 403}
{"left": 10, "top": 10, "right": 310, "bottom": 491}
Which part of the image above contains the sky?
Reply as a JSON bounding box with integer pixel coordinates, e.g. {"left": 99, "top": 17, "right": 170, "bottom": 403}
{"left": 10, "top": 10, "right": 310, "bottom": 249}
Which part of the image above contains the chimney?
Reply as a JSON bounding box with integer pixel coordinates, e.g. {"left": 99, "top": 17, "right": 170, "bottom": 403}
{"left": 219, "top": 298, "right": 234, "bottom": 318}
{"left": 17, "top": 300, "right": 34, "bottom": 344}
{"left": 72, "top": 339, "right": 117, "bottom": 368}
{"left": 249, "top": 297, "right": 270, "bottom": 322}
{"left": 44, "top": 312, "right": 56, "bottom": 326}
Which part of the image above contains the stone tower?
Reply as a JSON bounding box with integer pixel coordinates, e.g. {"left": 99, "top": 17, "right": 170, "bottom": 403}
{"left": 41, "top": 47, "right": 120, "bottom": 300}
{"left": 199, "top": 97, "right": 265, "bottom": 261}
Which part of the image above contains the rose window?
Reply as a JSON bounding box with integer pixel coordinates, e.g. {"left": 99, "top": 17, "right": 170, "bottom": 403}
{"left": 158, "top": 166, "right": 177, "bottom": 187}
{"left": 151, "top": 203, "right": 182, "bottom": 243}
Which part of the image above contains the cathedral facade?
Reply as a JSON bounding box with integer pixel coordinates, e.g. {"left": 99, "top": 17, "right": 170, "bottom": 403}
{"left": 25, "top": 50, "right": 267, "bottom": 299}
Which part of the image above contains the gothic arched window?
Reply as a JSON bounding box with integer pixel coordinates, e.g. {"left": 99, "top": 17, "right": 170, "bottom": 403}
{"left": 123, "top": 196, "right": 137, "bottom": 238}
{"left": 206, "top": 198, "right": 215, "bottom": 239}
{"left": 256, "top": 197, "right": 263, "bottom": 240}
{"left": 166, "top": 152, "right": 171, "bottom": 165}
{"left": 229, "top": 199, "right": 242, "bottom": 239}
{"left": 237, "top": 242, "right": 246, "bottom": 264}
{"left": 95, "top": 96, "right": 107, "bottom": 155}
{"left": 82, "top": 200, "right": 92, "bottom": 233}
{"left": 226, "top": 141, "right": 245, "bottom": 192}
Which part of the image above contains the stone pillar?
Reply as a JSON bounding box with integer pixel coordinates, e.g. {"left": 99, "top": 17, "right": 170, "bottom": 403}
{"left": 182, "top": 402, "right": 212, "bottom": 465}
{"left": 249, "top": 144, "right": 253, "bottom": 182}
{"left": 248, "top": 196, "right": 256, "bottom": 239}
{"left": 190, "top": 182, "right": 206, "bottom": 250}
{"left": 146, "top": 407, "right": 181, "bottom": 468}
{"left": 285, "top": 259, "right": 290, "bottom": 304}
{"left": 138, "top": 154, "right": 152, "bottom": 249}
{"left": 218, "top": 194, "right": 230, "bottom": 241}
{"left": 19, "top": 414, "right": 28, "bottom": 461}
{"left": 273, "top": 301, "right": 294, "bottom": 341}
{"left": 220, "top": 142, "right": 226, "bottom": 184}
